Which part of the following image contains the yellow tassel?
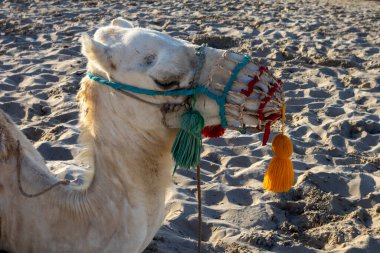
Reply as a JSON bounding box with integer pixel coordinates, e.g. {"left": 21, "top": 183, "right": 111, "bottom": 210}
{"left": 263, "top": 104, "right": 294, "bottom": 192}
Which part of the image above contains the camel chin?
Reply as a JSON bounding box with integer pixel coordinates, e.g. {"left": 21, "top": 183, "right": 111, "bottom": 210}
{"left": 0, "top": 17, "right": 283, "bottom": 253}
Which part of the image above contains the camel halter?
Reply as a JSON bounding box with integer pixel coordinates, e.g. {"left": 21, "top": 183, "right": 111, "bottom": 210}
{"left": 87, "top": 46, "right": 257, "bottom": 169}
{"left": 87, "top": 46, "right": 294, "bottom": 193}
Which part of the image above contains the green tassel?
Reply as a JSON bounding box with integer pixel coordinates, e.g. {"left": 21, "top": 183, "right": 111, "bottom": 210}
{"left": 171, "top": 109, "right": 205, "bottom": 174}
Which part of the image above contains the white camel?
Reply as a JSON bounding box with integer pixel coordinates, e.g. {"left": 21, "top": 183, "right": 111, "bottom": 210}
{"left": 0, "top": 18, "right": 283, "bottom": 253}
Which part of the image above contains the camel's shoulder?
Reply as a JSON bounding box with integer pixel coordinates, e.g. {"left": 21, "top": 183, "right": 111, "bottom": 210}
{"left": 0, "top": 109, "right": 18, "bottom": 161}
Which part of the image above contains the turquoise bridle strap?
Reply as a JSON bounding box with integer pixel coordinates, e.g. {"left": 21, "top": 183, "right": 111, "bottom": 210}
{"left": 87, "top": 55, "right": 251, "bottom": 128}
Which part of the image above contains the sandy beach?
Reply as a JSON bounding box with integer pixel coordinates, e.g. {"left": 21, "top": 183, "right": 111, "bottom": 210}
{"left": 0, "top": 0, "right": 379, "bottom": 252}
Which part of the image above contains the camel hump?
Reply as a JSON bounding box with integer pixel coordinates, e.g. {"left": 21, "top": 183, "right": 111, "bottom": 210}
{"left": 0, "top": 110, "right": 17, "bottom": 161}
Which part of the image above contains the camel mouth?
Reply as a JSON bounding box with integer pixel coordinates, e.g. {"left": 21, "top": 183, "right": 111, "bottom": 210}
{"left": 153, "top": 78, "right": 180, "bottom": 90}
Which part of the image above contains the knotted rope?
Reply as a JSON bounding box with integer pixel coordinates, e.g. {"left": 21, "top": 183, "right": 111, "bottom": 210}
{"left": 16, "top": 140, "right": 69, "bottom": 198}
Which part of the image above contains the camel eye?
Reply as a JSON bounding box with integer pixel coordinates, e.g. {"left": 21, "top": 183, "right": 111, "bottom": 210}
{"left": 143, "top": 54, "right": 156, "bottom": 65}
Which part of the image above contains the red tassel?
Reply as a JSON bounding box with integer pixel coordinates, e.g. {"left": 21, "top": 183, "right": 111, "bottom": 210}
{"left": 202, "top": 124, "right": 226, "bottom": 138}
{"left": 262, "top": 121, "right": 271, "bottom": 146}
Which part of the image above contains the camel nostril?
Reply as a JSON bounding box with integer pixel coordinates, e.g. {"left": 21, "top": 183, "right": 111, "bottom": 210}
{"left": 144, "top": 54, "right": 156, "bottom": 65}
{"left": 153, "top": 79, "right": 180, "bottom": 90}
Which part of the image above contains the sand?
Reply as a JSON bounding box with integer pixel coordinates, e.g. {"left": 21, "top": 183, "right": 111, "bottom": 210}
{"left": 0, "top": 0, "right": 379, "bottom": 252}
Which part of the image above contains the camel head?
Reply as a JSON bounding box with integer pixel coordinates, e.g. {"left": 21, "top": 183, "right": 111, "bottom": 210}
{"left": 81, "top": 18, "right": 284, "bottom": 143}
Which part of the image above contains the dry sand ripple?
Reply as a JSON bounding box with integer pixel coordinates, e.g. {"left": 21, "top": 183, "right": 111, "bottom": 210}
{"left": 0, "top": 0, "right": 379, "bottom": 252}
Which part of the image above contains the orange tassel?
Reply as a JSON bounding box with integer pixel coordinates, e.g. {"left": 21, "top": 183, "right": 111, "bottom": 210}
{"left": 263, "top": 134, "right": 294, "bottom": 192}
{"left": 263, "top": 104, "right": 294, "bottom": 192}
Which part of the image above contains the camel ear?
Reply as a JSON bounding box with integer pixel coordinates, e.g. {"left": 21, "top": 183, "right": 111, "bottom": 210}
{"left": 81, "top": 33, "right": 112, "bottom": 72}
{"left": 111, "top": 18, "right": 134, "bottom": 28}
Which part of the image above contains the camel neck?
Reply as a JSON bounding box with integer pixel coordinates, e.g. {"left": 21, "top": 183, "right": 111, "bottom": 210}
{"left": 77, "top": 76, "right": 174, "bottom": 206}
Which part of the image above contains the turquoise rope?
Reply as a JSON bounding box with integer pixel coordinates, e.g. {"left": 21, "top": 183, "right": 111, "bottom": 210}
{"left": 218, "top": 55, "right": 251, "bottom": 127}
{"left": 87, "top": 55, "right": 251, "bottom": 128}
{"left": 88, "top": 72, "right": 197, "bottom": 97}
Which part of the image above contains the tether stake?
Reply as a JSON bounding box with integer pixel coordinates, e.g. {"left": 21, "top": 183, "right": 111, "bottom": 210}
{"left": 196, "top": 164, "right": 202, "bottom": 253}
